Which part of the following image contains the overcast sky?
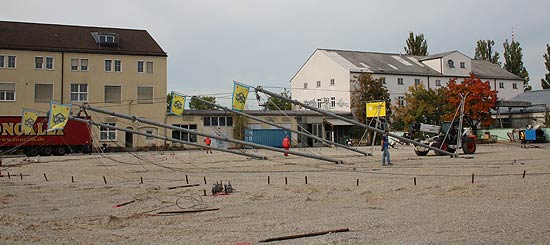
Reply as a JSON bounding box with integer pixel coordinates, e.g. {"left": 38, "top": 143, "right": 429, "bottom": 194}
{"left": 3, "top": 0, "right": 550, "bottom": 105}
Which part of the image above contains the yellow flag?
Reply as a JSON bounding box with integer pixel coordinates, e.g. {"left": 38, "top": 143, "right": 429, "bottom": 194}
{"left": 21, "top": 109, "right": 38, "bottom": 135}
{"left": 232, "top": 82, "right": 249, "bottom": 111}
{"left": 47, "top": 102, "right": 71, "bottom": 131}
{"left": 366, "top": 102, "right": 386, "bottom": 117}
{"left": 170, "top": 92, "right": 185, "bottom": 116}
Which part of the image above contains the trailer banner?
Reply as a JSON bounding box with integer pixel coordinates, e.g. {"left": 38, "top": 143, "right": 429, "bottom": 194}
{"left": 232, "top": 81, "right": 250, "bottom": 111}
{"left": 47, "top": 101, "right": 71, "bottom": 131}
{"left": 169, "top": 91, "right": 186, "bottom": 116}
{"left": 21, "top": 109, "right": 38, "bottom": 135}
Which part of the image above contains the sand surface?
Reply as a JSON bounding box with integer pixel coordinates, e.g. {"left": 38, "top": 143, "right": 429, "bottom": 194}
{"left": 1, "top": 143, "right": 550, "bottom": 244}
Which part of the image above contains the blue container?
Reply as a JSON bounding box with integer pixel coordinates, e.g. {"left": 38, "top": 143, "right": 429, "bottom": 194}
{"left": 525, "top": 129, "right": 536, "bottom": 141}
{"left": 244, "top": 129, "right": 291, "bottom": 148}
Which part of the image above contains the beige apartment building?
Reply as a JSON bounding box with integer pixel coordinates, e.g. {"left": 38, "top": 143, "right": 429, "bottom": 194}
{"left": 0, "top": 21, "right": 167, "bottom": 148}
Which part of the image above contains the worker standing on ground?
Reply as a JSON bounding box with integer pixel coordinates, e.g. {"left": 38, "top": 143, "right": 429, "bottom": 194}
{"left": 282, "top": 135, "right": 290, "bottom": 156}
{"left": 381, "top": 130, "right": 392, "bottom": 166}
{"left": 204, "top": 136, "right": 212, "bottom": 154}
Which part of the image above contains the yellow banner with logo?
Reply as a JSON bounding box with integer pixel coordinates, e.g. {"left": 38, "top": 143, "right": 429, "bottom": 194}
{"left": 21, "top": 109, "right": 39, "bottom": 135}
{"left": 366, "top": 101, "right": 386, "bottom": 117}
{"left": 170, "top": 92, "right": 186, "bottom": 116}
{"left": 232, "top": 82, "right": 250, "bottom": 111}
{"left": 47, "top": 101, "right": 71, "bottom": 131}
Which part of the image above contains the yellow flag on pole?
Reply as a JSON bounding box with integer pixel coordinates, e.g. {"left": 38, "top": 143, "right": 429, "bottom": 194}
{"left": 366, "top": 102, "right": 386, "bottom": 117}
{"left": 170, "top": 92, "right": 186, "bottom": 116}
{"left": 47, "top": 101, "right": 71, "bottom": 131}
{"left": 21, "top": 109, "right": 38, "bottom": 135}
{"left": 232, "top": 82, "right": 250, "bottom": 111}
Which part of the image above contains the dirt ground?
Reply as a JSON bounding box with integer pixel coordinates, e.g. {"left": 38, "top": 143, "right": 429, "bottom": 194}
{"left": 1, "top": 143, "right": 550, "bottom": 244}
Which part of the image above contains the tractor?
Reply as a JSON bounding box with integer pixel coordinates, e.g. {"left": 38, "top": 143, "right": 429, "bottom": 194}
{"left": 409, "top": 122, "right": 476, "bottom": 156}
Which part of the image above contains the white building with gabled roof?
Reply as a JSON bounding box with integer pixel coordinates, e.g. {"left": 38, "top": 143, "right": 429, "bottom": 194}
{"left": 290, "top": 49, "right": 524, "bottom": 113}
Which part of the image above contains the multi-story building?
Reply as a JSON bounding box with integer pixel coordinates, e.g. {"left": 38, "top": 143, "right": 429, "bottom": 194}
{"left": 0, "top": 21, "right": 167, "bottom": 148}
{"left": 290, "top": 49, "right": 523, "bottom": 113}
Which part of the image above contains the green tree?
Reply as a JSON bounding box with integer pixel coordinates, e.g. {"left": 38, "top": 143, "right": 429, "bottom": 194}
{"left": 541, "top": 44, "right": 550, "bottom": 89}
{"left": 232, "top": 115, "right": 249, "bottom": 148}
{"left": 189, "top": 96, "right": 217, "bottom": 110}
{"left": 166, "top": 93, "right": 172, "bottom": 112}
{"left": 474, "top": 40, "right": 501, "bottom": 66}
{"left": 404, "top": 31, "right": 429, "bottom": 56}
{"left": 265, "top": 88, "right": 292, "bottom": 110}
{"left": 503, "top": 39, "right": 531, "bottom": 91}
{"left": 350, "top": 74, "right": 390, "bottom": 124}
{"left": 391, "top": 84, "right": 450, "bottom": 130}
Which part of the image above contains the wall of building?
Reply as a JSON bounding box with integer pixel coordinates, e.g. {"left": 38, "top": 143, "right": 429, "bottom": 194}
{"left": 290, "top": 50, "right": 352, "bottom": 112}
{"left": 440, "top": 52, "right": 471, "bottom": 77}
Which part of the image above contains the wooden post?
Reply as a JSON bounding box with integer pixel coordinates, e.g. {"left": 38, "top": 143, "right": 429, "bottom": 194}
{"left": 20, "top": 173, "right": 23, "bottom": 180}
{"left": 305, "top": 176, "right": 308, "bottom": 184}
{"left": 140, "top": 176, "right": 143, "bottom": 184}
{"left": 285, "top": 177, "right": 288, "bottom": 185}
{"left": 471, "top": 174, "right": 474, "bottom": 183}
{"left": 414, "top": 177, "right": 417, "bottom": 186}
{"left": 103, "top": 176, "right": 107, "bottom": 184}
{"left": 268, "top": 176, "right": 270, "bottom": 185}
{"left": 203, "top": 176, "right": 207, "bottom": 185}
{"left": 185, "top": 175, "right": 189, "bottom": 184}
{"left": 7, "top": 172, "right": 10, "bottom": 179}
{"left": 356, "top": 179, "right": 359, "bottom": 186}
{"left": 203, "top": 189, "right": 207, "bottom": 196}
{"left": 523, "top": 170, "right": 526, "bottom": 179}
{"left": 71, "top": 176, "right": 74, "bottom": 183}
{"left": 43, "top": 173, "right": 48, "bottom": 181}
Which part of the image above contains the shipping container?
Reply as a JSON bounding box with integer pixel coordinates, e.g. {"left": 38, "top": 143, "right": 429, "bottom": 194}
{"left": 244, "top": 129, "right": 291, "bottom": 148}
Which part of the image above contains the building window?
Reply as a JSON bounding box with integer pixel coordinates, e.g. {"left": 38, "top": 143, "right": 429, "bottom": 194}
{"left": 435, "top": 79, "right": 441, "bottom": 86}
{"left": 316, "top": 81, "right": 321, "bottom": 87}
{"left": 145, "top": 130, "right": 154, "bottom": 140}
{"left": 303, "top": 83, "right": 308, "bottom": 89}
{"left": 104, "top": 59, "right": 112, "bottom": 72}
{"left": 317, "top": 98, "right": 322, "bottom": 108}
{"left": 45, "top": 57, "right": 54, "bottom": 70}
{"left": 99, "top": 35, "right": 116, "bottom": 44}
{"left": 330, "top": 97, "right": 336, "bottom": 108}
{"left": 80, "top": 59, "right": 88, "bottom": 71}
{"left": 0, "top": 55, "right": 4, "bottom": 68}
{"left": 71, "top": 58, "right": 79, "bottom": 71}
{"left": 211, "top": 117, "right": 218, "bottom": 126}
{"left": 448, "top": 59, "right": 455, "bottom": 68}
{"left": 227, "top": 116, "right": 233, "bottom": 126}
{"left": 146, "top": 61, "right": 154, "bottom": 74}
{"left": 460, "top": 62, "right": 466, "bottom": 68}
{"left": 114, "top": 60, "right": 121, "bottom": 72}
{"left": 499, "top": 82, "right": 504, "bottom": 89}
{"left": 70, "top": 84, "right": 88, "bottom": 102}
{"left": 397, "top": 78, "right": 404, "bottom": 85}
{"left": 34, "top": 83, "right": 53, "bottom": 102}
{"left": 137, "top": 61, "right": 144, "bottom": 73}
{"left": 330, "top": 78, "right": 335, "bottom": 86}
{"left": 35, "top": 57, "right": 44, "bottom": 69}
{"left": 380, "top": 77, "right": 386, "bottom": 84}
{"left": 397, "top": 96, "right": 405, "bottom": 106}
{"left": 7, "top": 56, "right": 16, "bottom": 68}
{"left": 414, "top": 79, "right": 421, "bottom": 85}
{"left": 512, "top": 83, "right": 518, "bottom": 89}
{"left": 172, "top": 124, "right": 197, "bottom": 142}
{"left": 137, "top": 86, "right": 153, "bottom": 104}
{"left": 100, "top": 123, "right": 116, "bottom": 141}
{"left": 105, "top": 85, "right": 122, "bottom": 103}
{"left": 0, "top": 83, "right": 16, "bottom": 101}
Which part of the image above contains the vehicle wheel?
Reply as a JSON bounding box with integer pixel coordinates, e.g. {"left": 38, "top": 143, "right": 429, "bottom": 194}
{"left": 53, "top": 146, "right": 67, "bottom": 156}
{"left": 39, "top": 147, "right": 53, "bottom": 156}
{"left": 462, "top": 137, "right": 476, "bottom": 154}
{"left": 415, "top": 149, "right": 429, "bottom": 156}
{"left": 24, "top": 147, "right": 40, "bottom": 157}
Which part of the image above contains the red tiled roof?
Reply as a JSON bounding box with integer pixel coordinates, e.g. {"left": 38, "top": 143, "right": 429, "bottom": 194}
{"left": 0, "top": 21, "right": 167, "bottom": 57}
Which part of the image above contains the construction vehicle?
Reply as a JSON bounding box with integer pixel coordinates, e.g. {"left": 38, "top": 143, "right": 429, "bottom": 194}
{"left": 409, "top": 122, "right": 476, "bottom": 156}
{"left": 0, "top": 116, "right": 93, "bottom": 156}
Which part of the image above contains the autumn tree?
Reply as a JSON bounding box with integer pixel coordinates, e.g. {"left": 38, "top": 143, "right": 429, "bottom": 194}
{"left": 503, "top": 39, "right": 531, "bottom": 91}
{"left": 265, "top": 88, "right": 292, "bottom": 110}
{"left": 404, "top": 32, "right": 429, "bottom": 56}
{"left": 350, "top": 74, "right": 390, "bottom": 124}
{"left": 391, "top": 84, "right": 450, "bottom": 130}
{"left": 474, "top": 40, "right": 501, "bottom": 66}
{"left": 541, "top": 44, "right": 550, "bottom": 89}
{"left": 189, "top": 96, "right": 217, "bottom": 110}
{"left": 446, "top": 74, "right": 498, "bottom": 132}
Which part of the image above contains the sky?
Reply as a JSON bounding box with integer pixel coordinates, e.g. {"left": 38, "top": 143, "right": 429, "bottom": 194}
{"left": 3, "top": 0, "right": 550, "bottom": 106}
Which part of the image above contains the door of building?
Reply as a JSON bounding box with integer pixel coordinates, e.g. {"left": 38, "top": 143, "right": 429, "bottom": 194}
{"left": 125, "top": 128, "right": 133, "bottom": 148}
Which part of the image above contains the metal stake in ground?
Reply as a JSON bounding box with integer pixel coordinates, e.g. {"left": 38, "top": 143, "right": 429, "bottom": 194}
{"left": 103, "top": 176, "right": 107, "bottom": 184}
{"left": 43, "top": 173, "right": 48, "bottom": 181}
{"left": 414, "top": 177, "right": 417, "bottom": 186}
{"left": 523, "top": 170, "right": 526, "bottom": 179}
{"left": 471, "top": 174, "right": 475, "bottom": 183}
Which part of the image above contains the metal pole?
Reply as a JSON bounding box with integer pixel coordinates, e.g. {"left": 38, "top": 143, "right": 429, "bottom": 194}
{"left": 190, "top": 96, "right": 370, "bottom": 156}
{"left": 256, "top": 86, "right": 455, "bottom": 157}
{"left": 80, "top": 105, "right": 343, "bottom": 164}
{"left": 70, "top": 116, "right": 267, "bottom": 160}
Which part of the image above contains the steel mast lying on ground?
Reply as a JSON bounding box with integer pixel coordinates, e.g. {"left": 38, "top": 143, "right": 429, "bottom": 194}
{"left": 255, "top": 86, "right": 455, "bottom": 157}
{"left": 191, "top": 95, "right": 371, "bottom": 156}
{"left": 80, "top": 104, "right": 344, "bottom": 164}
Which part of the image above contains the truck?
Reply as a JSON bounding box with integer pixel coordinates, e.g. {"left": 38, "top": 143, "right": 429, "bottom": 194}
{"left": 0, "top": 116, "right": 92, "bottom": 156}
{"left": 409, "top": 122, "right": 476, "bottom": 156}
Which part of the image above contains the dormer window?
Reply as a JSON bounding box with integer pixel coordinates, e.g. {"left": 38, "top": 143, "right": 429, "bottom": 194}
{"left": 92, "top": 32, "right": 119, "bottom": 46}
{"left": 448, "top": 59, "right": 455, "bottom": 68}
{"left": 99, "top": 35, "right": 115, "bottom": 44}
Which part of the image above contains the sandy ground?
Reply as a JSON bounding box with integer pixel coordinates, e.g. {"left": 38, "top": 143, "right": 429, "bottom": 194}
{"left": 1, "top": 143, "right": 550, "bottom": 244}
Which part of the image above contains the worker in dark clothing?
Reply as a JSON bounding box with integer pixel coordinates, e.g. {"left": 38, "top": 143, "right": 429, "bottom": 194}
{"left": 381, "top": 130, "right": 392, "bottom": 166}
